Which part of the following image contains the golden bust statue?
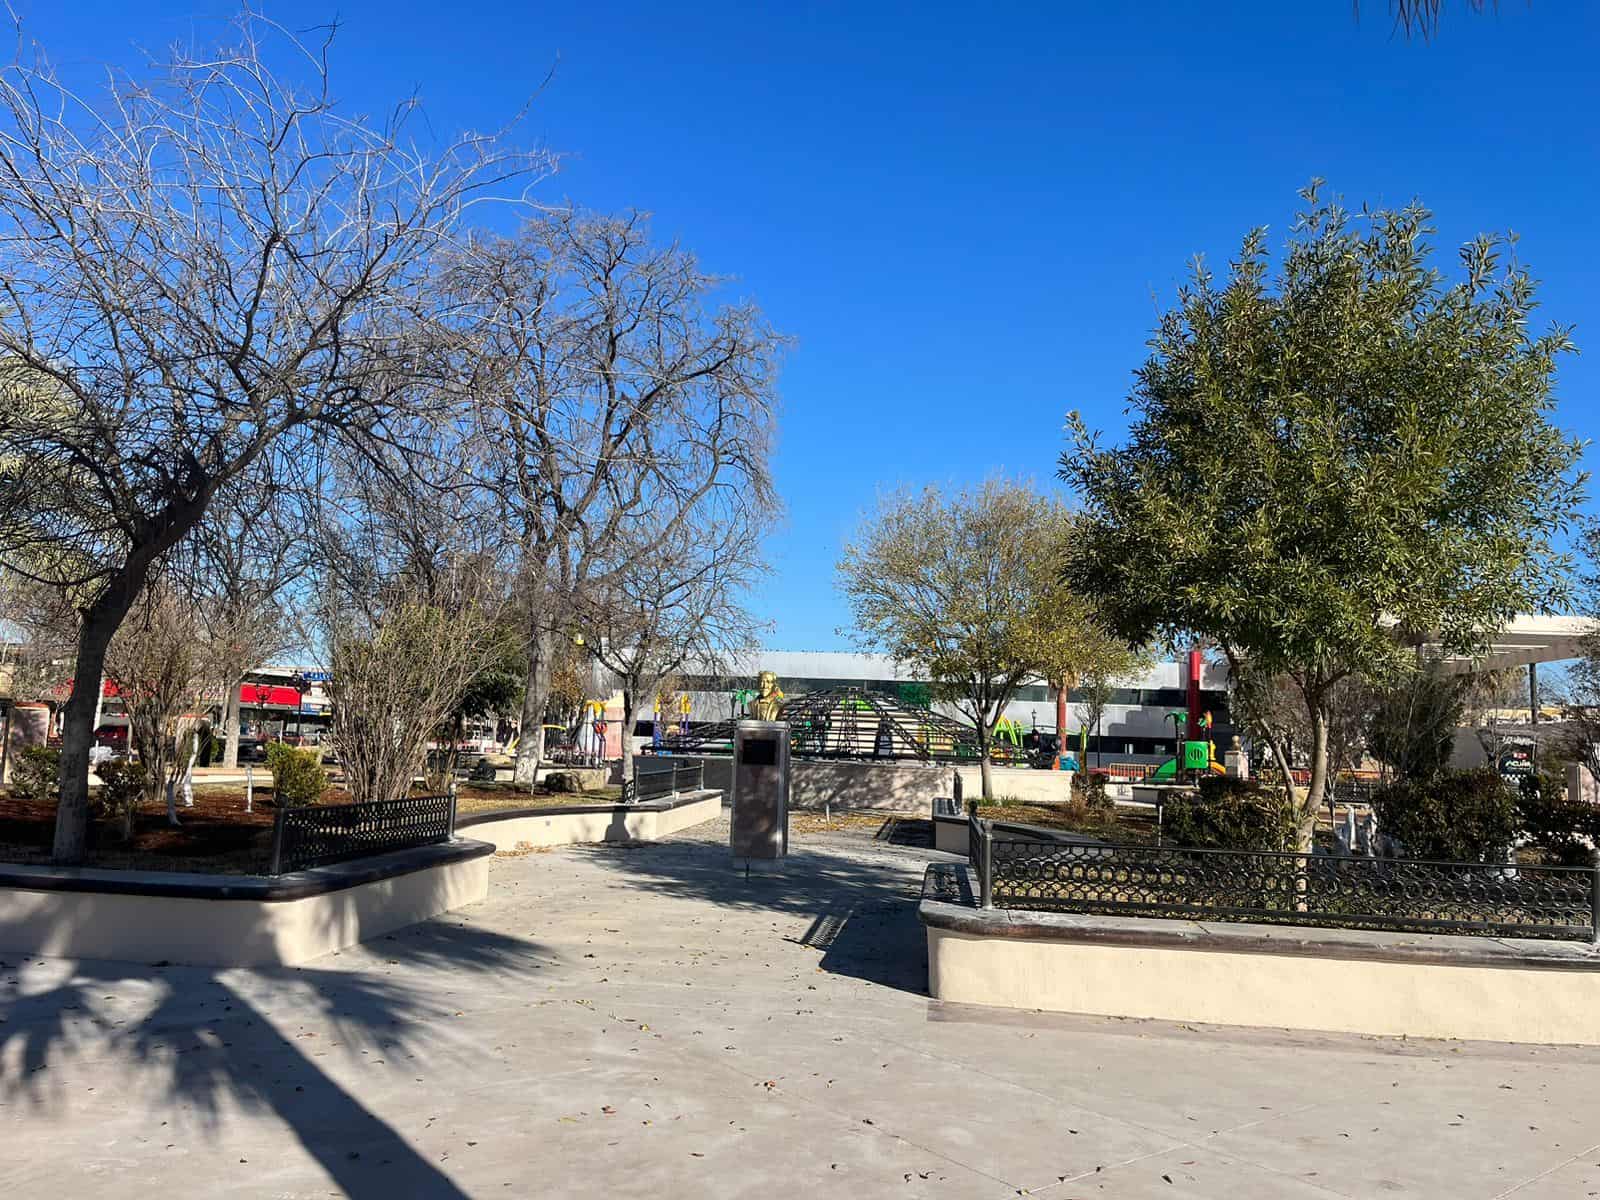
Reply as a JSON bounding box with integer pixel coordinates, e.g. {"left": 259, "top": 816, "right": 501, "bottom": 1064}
{"left": 751, "top": 670, "right": 785, "bottom": 722}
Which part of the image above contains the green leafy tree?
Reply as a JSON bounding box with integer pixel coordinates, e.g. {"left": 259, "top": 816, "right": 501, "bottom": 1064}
{"left": 1061, "top": 186, "right": 1585, "bottom": 848}
{"left": 837, "top": 478, "right": 1101, "bottom": 799}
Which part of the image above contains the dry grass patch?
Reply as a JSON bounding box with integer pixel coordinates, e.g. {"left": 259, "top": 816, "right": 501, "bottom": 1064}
{"left": 976, "top": 799, "right": 1155, "bottom": 843}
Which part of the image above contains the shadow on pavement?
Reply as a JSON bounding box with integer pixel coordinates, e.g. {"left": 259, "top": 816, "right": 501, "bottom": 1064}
{"left": 0, "top": 908, "right": 552, "bottom": 1197}
{"left": 576, "top": 833, "right": 932, "bottom": 994}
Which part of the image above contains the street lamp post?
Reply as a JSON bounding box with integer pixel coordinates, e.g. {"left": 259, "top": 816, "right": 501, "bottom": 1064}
{"left": 290, "top": 672, "right": 310, "bottom": 742}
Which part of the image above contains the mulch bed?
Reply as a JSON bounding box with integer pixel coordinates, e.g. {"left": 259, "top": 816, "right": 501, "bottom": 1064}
{"left": 0, "top": 788, "right": 280, "bottom": 872}
{"left": 0, "top": 781, "right": 627, "bottom": 873}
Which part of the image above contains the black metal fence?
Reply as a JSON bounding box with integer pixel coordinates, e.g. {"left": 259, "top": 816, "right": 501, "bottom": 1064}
{"left": 966, "top": 814, "right": 1600, "bottom": 942}
{"left": 269, "top": 793, "right": 457, "bottom": 875}
{"left": 1327, "top": 777, "right": 1382, "bottom": 807}
{"left": 624, "top": 758, "right": 705, "bottom": 805}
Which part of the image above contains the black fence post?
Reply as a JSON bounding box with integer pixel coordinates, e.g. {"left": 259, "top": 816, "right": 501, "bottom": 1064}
{"left": 1591, "top": 854, "right": 1600, "bottom": 945}
{"left": 979, "top": 819, "right": 994, "bottom": 910}
{"left": 268, "top": 807, "right": 287, "bottom": 877}
{"left": 447, "top": 780, "right": 458, "bottom": 840}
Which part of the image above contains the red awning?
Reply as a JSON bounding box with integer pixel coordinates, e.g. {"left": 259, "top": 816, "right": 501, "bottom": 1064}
{"left": 239, "top": 683, "right": 304, "bottom": 708}
{"left": 54, "top": 679, "right": 121, "bottom": 699}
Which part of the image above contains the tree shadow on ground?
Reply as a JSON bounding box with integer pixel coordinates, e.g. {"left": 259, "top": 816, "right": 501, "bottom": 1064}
{"left": 574, "top": 832, "right": 936, "bottom": 994}
{"left": 0, "top": 910, "right": 553, "bottom": 1198}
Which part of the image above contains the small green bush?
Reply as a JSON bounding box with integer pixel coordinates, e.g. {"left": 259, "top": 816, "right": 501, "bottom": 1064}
{"left": 1163, "top": 776, "right": 1298, "bottom": 852}
{"left": 1517, "top": 772, "right": 1598, "bottom": 867}
{"left": 95, "top": 758, "right": 147, "bottom": 836}
{"left": 266, "top": 741, "right": 328, "bottom": 807}
{"left": 543, "top": 771, "right": 581, "bottom": 794}
{"left": 1371, "top": 768, "right": 1518, "bottom": 862}
{"left": 95, "top": 757, "right": 145, "bottom": 810}
{"left": 9, "top": 744, "right": 61, "bottom": 801}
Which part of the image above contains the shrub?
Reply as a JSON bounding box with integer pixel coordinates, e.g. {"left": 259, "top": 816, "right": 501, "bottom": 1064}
{"left": 1163, "top": 776, "right": 1298, "bottom": 852}
{"left": 543, "top": 771, "right": 581, "bottom": 794}
{"left": 1078, "top": 771, "right": 1113, "bottom": 813}
{"left": 265, "top": 741, "right": 328, "bottom": 807}
{"left": 1517, "top": 772, "right": 1598, "bottom": 867}
{"left": 1371, "top": 768, "right": 1517, "bottom": 862}
{"left": 9, "top": 744, "right": 60, "bottom": 801}
{"left": 95, "top": 758, "right": 147, "bottom": 837}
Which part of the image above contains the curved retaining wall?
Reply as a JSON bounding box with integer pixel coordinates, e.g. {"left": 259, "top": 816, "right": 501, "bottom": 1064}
{"left": 456, "top": 790, "right": 723, "bottom": 851}
{"left": 0, "top": 840, "right": 493, "bottom": 968}
{"left": 920, "top": 863, "right": 1600, "bottom": 1045}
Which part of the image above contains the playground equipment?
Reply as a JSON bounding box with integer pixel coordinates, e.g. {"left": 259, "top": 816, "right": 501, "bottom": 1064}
{"left": 1148, "top": 708, "right": 1224, "bottom": 781}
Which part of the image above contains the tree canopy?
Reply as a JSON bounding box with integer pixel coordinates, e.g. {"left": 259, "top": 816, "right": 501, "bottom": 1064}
{"left": 1060, "top": 186, "right": 1585, "bottom": 840}
{"left": 837, "top": 478, "right": 1112, "bottom": 797}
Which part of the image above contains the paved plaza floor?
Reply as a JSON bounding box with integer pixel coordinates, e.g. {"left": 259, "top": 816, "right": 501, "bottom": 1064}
{"left": 4, "top": 810, "right": 1600, "bottom": 1198}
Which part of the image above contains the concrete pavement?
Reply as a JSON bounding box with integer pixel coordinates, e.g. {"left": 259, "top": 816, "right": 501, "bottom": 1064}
{"left": 4, "top": 811, "right": 1599, "bottom": 1198}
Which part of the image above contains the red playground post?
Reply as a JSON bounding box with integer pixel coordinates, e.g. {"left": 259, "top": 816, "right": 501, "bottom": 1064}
{"left": 1185, "top": 647, "right": 1202, "bottom": 743}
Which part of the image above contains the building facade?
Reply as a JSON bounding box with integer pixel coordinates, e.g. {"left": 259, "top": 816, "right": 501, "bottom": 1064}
{"left": 668, "top": 650, "right": 1234, "bottom": 765}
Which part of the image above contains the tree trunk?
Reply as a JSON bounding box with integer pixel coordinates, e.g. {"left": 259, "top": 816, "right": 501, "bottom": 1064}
{"left": 1055, "top": 679, "right": 1069, "bottom": 770}
{"left": 512, "top": 624, "right": 555, "bottom": 788}
{"left": 1299, "top": 702, "right": 1332, "bottom": 852}
{"left": 222, "top": 684, "right": 242, "bottom": 769}
{"left": 977, "top": 726, "right": 994, "bottom": 801}
{"left": 620, "top": 692, "right": 639, "bottom": 787}
{"left": 1255, "top": 722, "right": 1298, "bottom": 823}
{"left": 53, "top": 608, "right": 120, "bottom": 863}
{"left": 0, "top": 702, "right": 12, "bottom": 785}
{"left": 182, "top": 742, "right": 198, "bottom": 808}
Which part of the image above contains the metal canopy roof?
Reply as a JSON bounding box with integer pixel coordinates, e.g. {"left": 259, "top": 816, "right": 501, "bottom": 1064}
{"left": 1427, "top": 615, "right": 1596, "bottom": 675}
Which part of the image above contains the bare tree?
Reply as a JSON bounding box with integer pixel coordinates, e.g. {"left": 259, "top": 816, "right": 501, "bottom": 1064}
{"left": 1461, "top": 666, "right": 1530, "bottom": 768}
{"left": 321, "top": 568, "right": 511, "bottom": 807}
{"left": 182, "top": 482, "right": 305, "bottom": 768}
{"left": 1366, "top": 660, "right": 1467, "bottom": 783}
{"left": 0, "top": 567, "right": 76, "bottom": 705}
{"left": 1073, "top": 636, "right": 1152, "bottom": 769}
{"left": 574, "top": 499, "right": 770, "bottom": 782}
{"left": 103, "top": 581, "right": 220, "bottom": 831}
{"left": 1361, "top": 0, "right": 1494, "bottom": 40}
{"left": 445, "top": 209, "right": 782, "bottom": 786}
{"left": 0, "top": 12, "right": 545, "bottom": 861}
{"left": 313, "top": 408, "right": 519, "bottom": 804}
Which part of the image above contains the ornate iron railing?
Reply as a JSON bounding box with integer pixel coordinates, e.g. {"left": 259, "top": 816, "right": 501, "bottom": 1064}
{"left": 268, "top": 794, "right": 456, "bottom": 875}
{"left": 966, "top": 817, "right": 1600, "bottom": 942}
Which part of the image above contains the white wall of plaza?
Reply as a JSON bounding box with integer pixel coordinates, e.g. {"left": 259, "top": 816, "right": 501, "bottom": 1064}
{"left": 671, "top": 650, "right": 1234, "bottom": 760}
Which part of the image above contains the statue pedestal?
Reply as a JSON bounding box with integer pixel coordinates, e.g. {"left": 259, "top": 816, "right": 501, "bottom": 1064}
{"left": 731, "top": 720, "right": 789, "bottom": 864}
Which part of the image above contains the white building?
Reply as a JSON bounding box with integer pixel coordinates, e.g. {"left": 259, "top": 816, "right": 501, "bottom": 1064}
{"left": 669, "top": 650, "right": 1234, "bottom": 764}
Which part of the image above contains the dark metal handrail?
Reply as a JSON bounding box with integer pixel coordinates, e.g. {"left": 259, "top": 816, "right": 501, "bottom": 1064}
{"left": 625, "top": 757, "right": 705, "bottom": 805}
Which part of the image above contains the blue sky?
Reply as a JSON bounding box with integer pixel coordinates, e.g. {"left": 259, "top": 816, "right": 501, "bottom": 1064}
{"left": 20, "top": 1, "right": 1600, "bottom": 650}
